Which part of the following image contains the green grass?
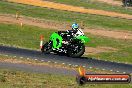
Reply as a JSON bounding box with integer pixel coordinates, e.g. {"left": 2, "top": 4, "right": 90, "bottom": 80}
{"left": 0, "top": 69, "right": 131, "bottom": 88}
{"left": 0, "top": 23, "right": 55, "bottom": 49}
{"left": 0, "top": 1, "right": 132, "bottom": 31}
{"left": 86, "top": 33, "right": 132, "bottom": 63}
{"left": 46, "top": 0, "right": 132, "bottom": 15}
{"left": 0, "top": 23, "right": 132, "bottom": 63}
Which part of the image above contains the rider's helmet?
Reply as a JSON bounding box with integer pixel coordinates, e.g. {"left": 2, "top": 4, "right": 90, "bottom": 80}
{"left": 72, "top": 23, "right": 79, "bottom": 31}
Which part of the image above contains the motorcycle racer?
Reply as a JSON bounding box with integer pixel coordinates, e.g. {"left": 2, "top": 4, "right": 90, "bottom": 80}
{"left": 41, "top": 23, "right": 90, "bottom": 57}
{"left": 58, "top": 23, "right": 84, "bottom": 42}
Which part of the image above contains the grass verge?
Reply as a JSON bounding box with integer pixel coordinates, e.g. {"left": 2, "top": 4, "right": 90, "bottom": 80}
{"left": 0, "top": 68, "right": 131, "bottom": 88}
{"left": 0, "top": 1, "right": 132, "bottom": 31}
{"left": 86, "top": 33, "right": 132, "bottom": 63}
{"left": 0, "top": 23, "right": 54, "bottom": 49}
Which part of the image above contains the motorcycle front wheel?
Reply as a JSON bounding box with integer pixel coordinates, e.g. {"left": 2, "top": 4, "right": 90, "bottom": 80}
{"left": 67, "top": 44, "right": 85, "bottom": 58}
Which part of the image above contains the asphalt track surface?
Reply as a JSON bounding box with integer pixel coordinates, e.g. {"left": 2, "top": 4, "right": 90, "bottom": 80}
{"left": 0, "top": 45, "right": 132, "bottom": 74}
{"left": 0, "top": 62, "right": 77, "bottom": 76}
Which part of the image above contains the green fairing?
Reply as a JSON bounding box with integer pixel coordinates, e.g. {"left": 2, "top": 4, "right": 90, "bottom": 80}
{"left": 50, "top": 32, "right": 90, "bottom": 49}
{"left": 76, "top": 35, "right": 90, "bottom": 43}
{"left": 50, "top": 32, "right": 63, "bottom": 49}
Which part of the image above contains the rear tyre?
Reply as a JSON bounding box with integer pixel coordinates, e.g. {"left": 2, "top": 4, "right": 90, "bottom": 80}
{"left": 67, "top": 44, "right": 85, "bottom": 58}
{"left": 41, "top": 41, "right": 52, "bottom": 54}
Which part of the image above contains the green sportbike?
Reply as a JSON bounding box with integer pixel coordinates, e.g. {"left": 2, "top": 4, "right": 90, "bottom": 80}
{"left": 41, "top": 29, "right": 90, "bottom": 58}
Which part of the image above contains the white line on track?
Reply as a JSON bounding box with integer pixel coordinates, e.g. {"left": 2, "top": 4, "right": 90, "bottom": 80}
{"left": 116, "top": 71, "right": 119, "bottom": 73}
{"left": 102, "top": 69, "right": 105, "bottom": 71}
{"left": 35, "top": 59, "right": 38, "bottom": 61}
{"left": 110, "top": 70, "right": 113, "bottom": 72}
{"left": 5, "top": 55, "right": 8, "bottom": 56}
{"left": 75, "top": 65, "right": 78, "bottom": 67}
{"left": 83, "top": 66, "right": 86, "bottom": 68}
{"left": 62, "top": 63, "right": 65, "bottom": 65}
{"left": 13, "top": 56, "right": 16, "bottom": 58}
{"left": 123, "top": 72, "right": 126, "bottom": 74}
{"left": 41, "top": 60, "right": 44, "bottom": 61}
{"left": 89, "top": 67, "right": 92, "bottom": 69}
{"left": 68, "top": 64, "right": 71, "bottom": 66}
{"left": 20, "top": 57, "right": 23, "bottom": 59}
{"left": 54, "top": 62, "right": 57, "bottom": 64}
{"left": 48, "top": 61, "right": 51, "bottom": 63}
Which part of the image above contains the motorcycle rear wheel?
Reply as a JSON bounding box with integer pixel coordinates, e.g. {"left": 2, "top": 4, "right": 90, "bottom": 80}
{"left": 41, "top": 41, "right": 52, "bottom": 54}
{"left": 67, "top": 44, "right": 85, "bottom": 58}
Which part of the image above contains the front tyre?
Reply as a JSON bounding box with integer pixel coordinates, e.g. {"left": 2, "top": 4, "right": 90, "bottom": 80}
{"left": 67, "top": 44, "right": 85, "bottom": 58}
{"left": 41, "top": 41, "right": 52, "bottom": 54}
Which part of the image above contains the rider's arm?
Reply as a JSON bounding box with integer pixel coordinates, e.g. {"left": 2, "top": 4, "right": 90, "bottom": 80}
{"left": 67, "top": 29, "right": 78, "bottom": 35}
{"left": 58, "top": 31, "right": 68, "bottom": 35}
